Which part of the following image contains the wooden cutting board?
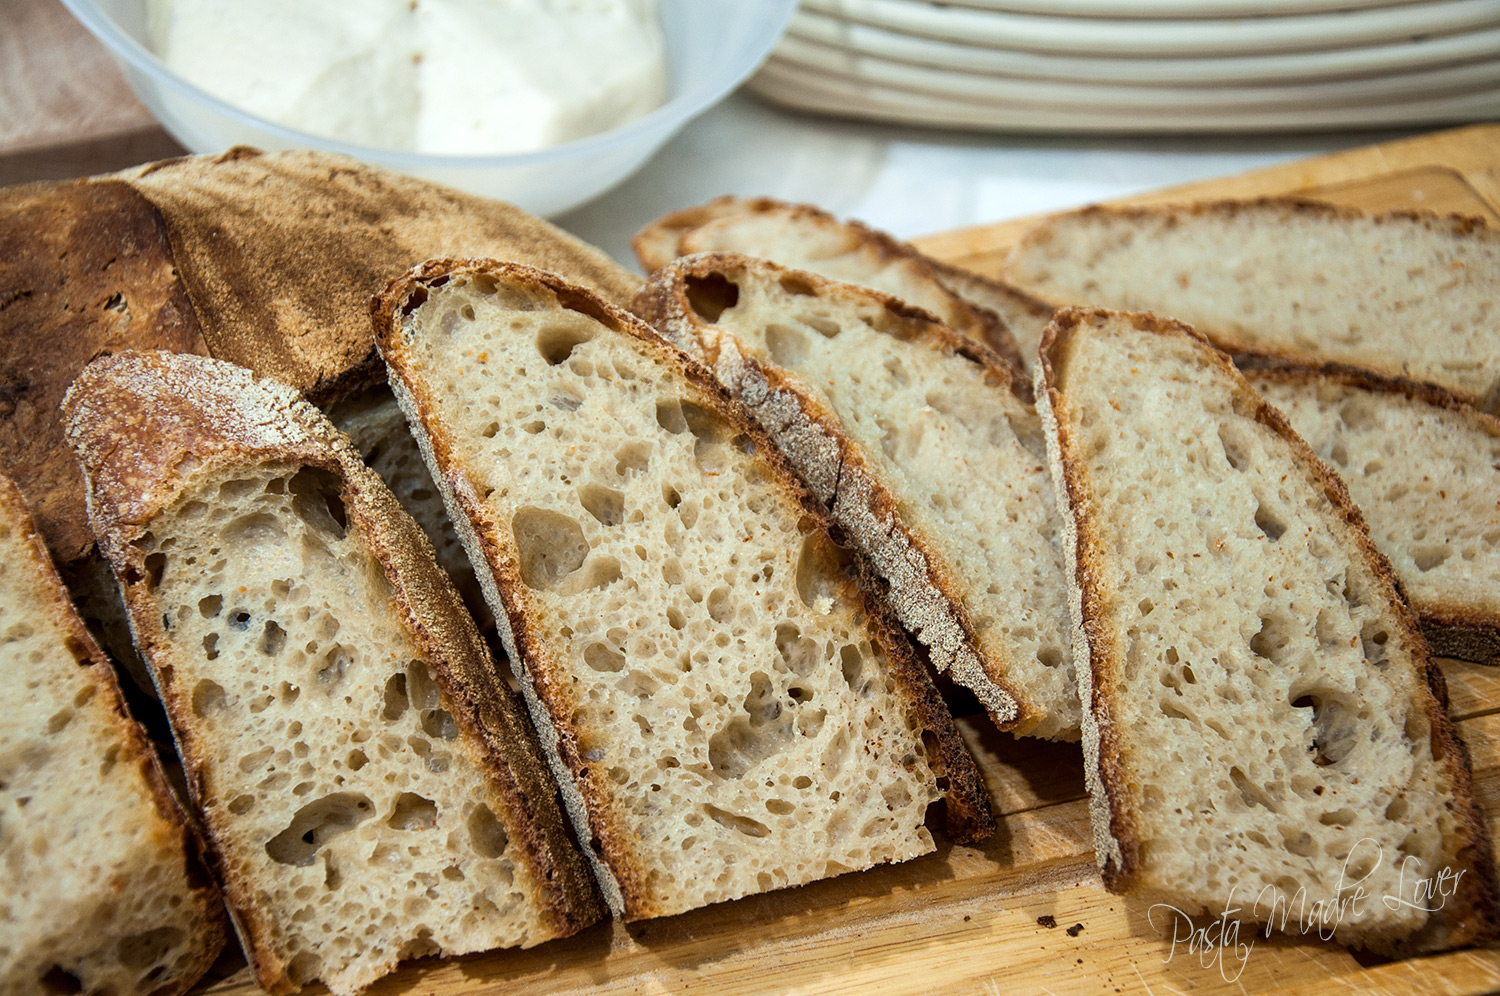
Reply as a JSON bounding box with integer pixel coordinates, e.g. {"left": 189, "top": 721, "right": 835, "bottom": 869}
{"left": 174, "top": 123, "right": 1500, "bottom": 996}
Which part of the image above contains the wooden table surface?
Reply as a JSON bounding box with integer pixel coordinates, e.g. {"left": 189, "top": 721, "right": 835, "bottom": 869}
{"left": 7, "top": 5, "right": 1500, "bottom": 992}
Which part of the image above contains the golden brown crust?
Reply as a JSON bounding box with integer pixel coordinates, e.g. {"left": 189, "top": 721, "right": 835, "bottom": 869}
{"left": 1241, "top": 357, "right": 1500, "bottom": 663}
{"left": 373, "top": 259, "right": 996, "bottom": 917}
{"left": 0, "top": 178, "right": 209, "bottom": 564}
{"left": 0, "top": 472, "right": 228, "bottom": 996}
{"left": 631, "top": 195, "right": 1031, "bottom": 390}
{"left": 1038, "top": 305, "right": 1500, "bottom": 950}
{"left": 62, "top": 351, "right": 602, "bottom": 990}
{"left": 635, "top": 252, "right": 1038, "bottom": 731}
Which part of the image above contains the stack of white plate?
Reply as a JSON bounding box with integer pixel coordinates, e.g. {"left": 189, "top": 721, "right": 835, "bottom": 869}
{"left": 749, "top": 0, "right": 1500, "bottom": 132}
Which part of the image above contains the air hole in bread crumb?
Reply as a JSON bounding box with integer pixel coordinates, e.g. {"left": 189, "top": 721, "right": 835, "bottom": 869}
{"left": 703, "top": 804, "right": 770, "bottom": 838}
{"left": 192, "top": 680, "right": 227, "bottom": 717}
{"left": 464, "top": 802, "right": 509, "bottom": 859}
{"left": 799, "top": 312, "right": 842, "bottom": 339}
{"left": 536, "top": 323, "right": 596, "bottom": 366}
{"left": 1411, "top": 545, "right": 1452, "bottom": 572}
{"left": 766, "top": 323, "right": 811, "bottom": 368}
{"left": 513, "top": 507, "right": 589, "bottom": 590}
{"left": 656, "top": 399, "right": 689, "bottom": 434}
{"left": 318, "top": 647, "right": 351, "bottom": 689}
{"left": 144, "top": 552, "right": 167, "bottom": 589}
{"left": 796, "top": 533, "right": 852, "bottom": 612}
{"left": 421, "top": 708, "right": 458, "bottom": 740}
{"left": 709, "top": 672, "right": 795, "bottom": 779}
{"left": 1360, "top": 623, "right": 1391, "bottom": 666}
{"left": 685, "top": 273, "right": 740, "bottom": 323}
{"left": 614, "top": 442, "right": 650, "bottom": 476}
{"left": 259, "top": 620, "right": 287, "bottom": 656}
{"left": 382, "top": 673, "right": 408, "bottom": 721}
{"left": 288, "top": 468, "right": 348, "bottom": 538}
{"left": 1229, "top": 766, "right": 1275, "bottom": 811}
{"left": 1290, "top": 689, "right": 1359, "bottom": 766}
{"left": 1253, "top": 501, "right": 1287, "bottom": 542}
{"left": 387, "top": 793, "right": 437, "bottom": 831}
{"left": 579, "top": 484, "right": 625, "bottom": 526}
{"left": 1281, "top": 829, "right": 1317, "bottom": 858}
{"left": 265, "top": 793, "right": 374, "bottom": 866}
{"left": 38, "top": 964, "right": 83, "bottom": 994}
{"left": 584, "top": 643, "right": 626, "bottom": 673}
{"left": 201, "top": 633, "right": 220, "bottom": 661}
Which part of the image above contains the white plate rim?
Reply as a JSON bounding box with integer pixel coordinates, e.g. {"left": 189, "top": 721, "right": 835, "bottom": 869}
{"left": 782, "top": 9, "right": 1500, "bottom": 85}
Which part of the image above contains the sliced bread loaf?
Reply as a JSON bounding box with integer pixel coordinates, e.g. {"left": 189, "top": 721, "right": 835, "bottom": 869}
{"left": 64, "top": 351, "right": 601, "bottom": 996}
{"left": 1036, "top": 307, "right": 1499, "bottom": 954}
{"left": 0, "top": 472, "right": 226, "bottom": 996}
{"left": 1007, "top": 199, "right": 1500, "bottom": 409}
{"left": 632, "top": 196, "right": 1032, "bottom": 383}
{"left": 1246, "top": 362, "right": 1500, "bottom": 664}
{"left": 373, "top": 259, "right": 994, "bottom": 921}
{"left": 637, "top": 253, "right": 1076, "bottom": 739}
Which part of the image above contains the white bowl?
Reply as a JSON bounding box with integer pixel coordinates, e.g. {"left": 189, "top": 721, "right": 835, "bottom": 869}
{"left": 60, "top": 0, "right": 798, "bottom": 216}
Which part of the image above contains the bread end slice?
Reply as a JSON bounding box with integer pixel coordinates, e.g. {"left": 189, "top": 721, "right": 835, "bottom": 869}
{"left": 64, "top": 351, "right": 602, "bottom": 995}
{"left": 0, "top": 472, "right": 227, "bottom": 996}
{"left": 1037, "top": 306, "right": 1500, "bottom": 954}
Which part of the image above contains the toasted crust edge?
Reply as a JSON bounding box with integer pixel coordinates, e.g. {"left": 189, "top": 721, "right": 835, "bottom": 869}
{"left": 632, "top": 195, "right": 1031, "bottom": 393}
{"left": 1241, "top": 358, "right": 1500, "bottom": 664}
{"left": 0, "top": 473, "right": 228, "bottom": 996}
{"left": 62, "top": 351, "right": 602, "bottom": 994}
{"left": 635, "top": 252, "right": 1047, "bottom": 733}
{"left": 372, "top": 258, "right": 997, "bottom": 919}
{"left": 1036, "top": 305, "right": 1500, "bottom": 952}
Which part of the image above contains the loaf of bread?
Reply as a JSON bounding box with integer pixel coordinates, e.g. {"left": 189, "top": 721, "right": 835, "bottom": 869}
{"left": 1037, "top": 307, "right": 1499, "bottom": 953}
{"left": 1247, "top": 362, "right": 1500, "bottom": 664}
{"left": 632, "top": 196, "right": 1034, "bottom": 383}
{"left": 0, "top": 472, "right": 226, "bottom": 996}
{"left": 637, "top": 253, "right": 1076, "bottom": 738}
{"left": 1007, "top": 199, "right": 1500, "bottom": 409}
{"left": 64, "top": 351, "right": 602, "bottom": 995}
{"left": 374, "top": 259, "right": 995, "bottom": 921}
{"left": 1, "top": 145, "right": 639, "bottom": 570}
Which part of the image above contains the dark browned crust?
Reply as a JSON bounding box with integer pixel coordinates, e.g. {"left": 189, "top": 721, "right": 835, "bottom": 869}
{"left": 0, "top": 178, "right": 209, "bottom": 565}
{"left": 1038, "top": 306, "right": 1500, "bottom": 952}
{"left": 1013, "top": 197, "right": 1498, "bottom": 406}
{"left": 0, "top": 472, "right": 227, "bottom": 996}
{"left": 1241, "top": 357, "right": 1500, "bottom": 664}
{"left": 630, "top": 195, "right": 1031, "bottom": 393}
{"left": 635, "top": 252, "right": 1044, "bottom": 733}
{"left": 372, "top": 258, "right": 996, "bottom": 919}
{"left": 62, "top": 351, "right": 602, "bottom": 993}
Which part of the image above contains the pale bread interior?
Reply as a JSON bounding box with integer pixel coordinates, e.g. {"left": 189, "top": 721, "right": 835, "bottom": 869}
{"left": 1049, "top": 315, "right": 1471, "bottom": 949}
{"left": 1009, "top": 203, "right": 1500, "bottom": 405}
{"left": 137, "top": 462, "right": 549, "bottom": 995}
{"left": 684, "top": 266, "right": 1076, "bottom": 738}
{"left": 1252, "top": 374, "right": 1500, "bottom": 633}
{"left": 393, "top": 273, "right": 946, "bottom": 919}
{"left": 0, "top": 497, "right": 215, "bottom": 996}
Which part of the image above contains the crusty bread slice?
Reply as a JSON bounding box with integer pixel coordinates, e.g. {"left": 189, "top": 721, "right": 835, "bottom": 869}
{"left": 0, "top": 473, "right": 226, "bottom": 996}
{"left": 632, "top": 196, "right": 1031, "bottom": 383}
{"left": 64, "top": 351, "right": 601, "bottom": 996}
{"left": 1036, "top": 307, "right": 1499, "bottom": 954}
{"left": 1007, "top": 199, "right": 1500, "bottom": 409}
{"left": 373, "top": 259, "right": 994, "bottom": 921}
{"left": 1245, "top": 361, "right": 1500, "bottom": 665}
{"left": 637, "top": 253, "right": 1076, "bottom": 738}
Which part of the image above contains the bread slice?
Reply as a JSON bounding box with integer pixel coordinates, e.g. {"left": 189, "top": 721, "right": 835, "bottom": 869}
{"left": 632, "top": 196, "right": 1032, "bottom": 384}
{"left": 63, "top": 351, "right": 601, "bottom": 996}
{"left": 637, "top": 253, "right": 1076, "bottom": 739}
{"left": 1246, "top": 361, "right": 1500, "bottom": 664}
{"left": 0, "top": 473, "right": 226, "bottom": 996}
{"left": 1007, "top": 199, "right": 1500, "bottom": 409}
{"left": 373, "top": 259, "right": 995, "bottom": 921}
{"left": 1036, "top": 307, "right": 1499, "bottom": 954}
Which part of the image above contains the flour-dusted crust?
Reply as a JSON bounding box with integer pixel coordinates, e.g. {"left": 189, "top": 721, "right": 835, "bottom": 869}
{"left": 373, "top": 258, "right": 995, "bottom": 921}
{"left": 0, "top": 473, "right": 226, "bottom": 996}
{"left": 635, "top": 252, "right": 1084, "bottom": 737}
{"left": 1008, "top": 198, "right": 1500, "bottom": 409}
{"left": 64, "top": 351, "right": 601, "bottom": 995}
{"left": 1036, "top": 307, "right": 1499, "bottom": 954}
{"left": 631, "top": 195, "right": 1030, "bottom": 386}
{"left": 1243, "top": 358, "right": 1500, "bottom": 665}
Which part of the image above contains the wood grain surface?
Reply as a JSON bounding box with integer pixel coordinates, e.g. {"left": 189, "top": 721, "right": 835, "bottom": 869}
{"left": 176, "top": 124, "right": 1500, "bottom": 996}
